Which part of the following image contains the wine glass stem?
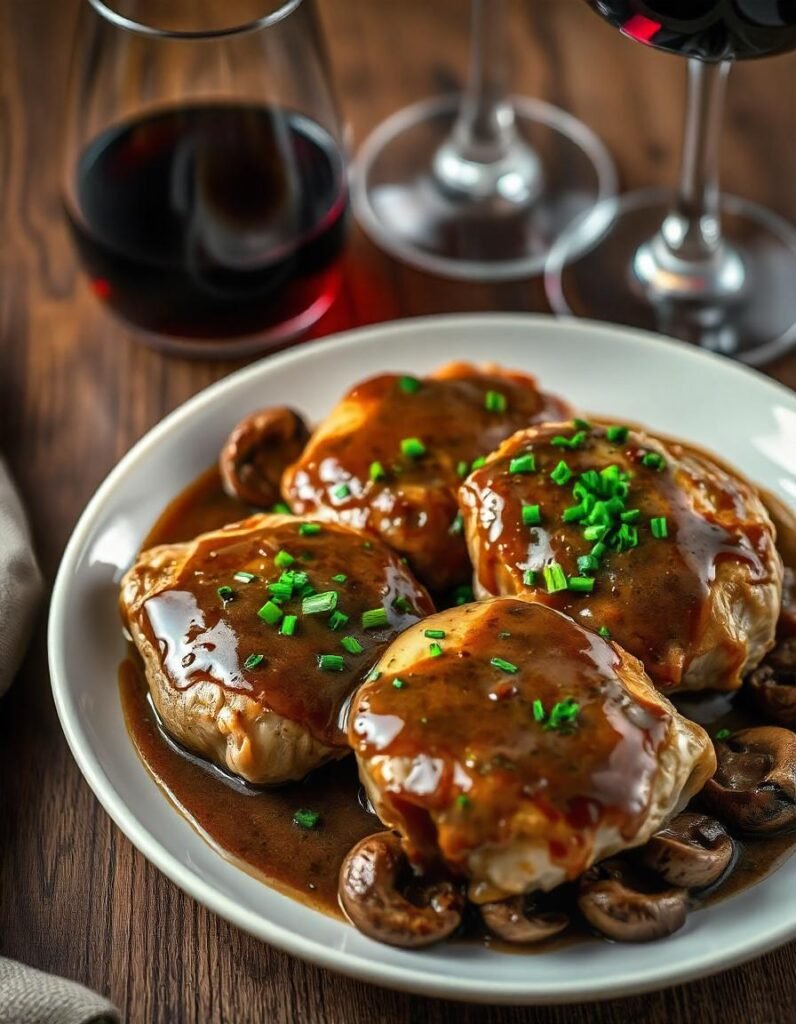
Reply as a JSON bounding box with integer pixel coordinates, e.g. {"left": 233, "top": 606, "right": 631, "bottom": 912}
{"left": 635, "top": 59, "right": 745, "bottom": 300}
{"left": 432, "top": 0, "right": 540, "bottom": 202}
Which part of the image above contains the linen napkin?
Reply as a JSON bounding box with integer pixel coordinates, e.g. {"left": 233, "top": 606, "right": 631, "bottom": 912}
{"left": 0, "top": 460, "right": 120, "bottom": 1023}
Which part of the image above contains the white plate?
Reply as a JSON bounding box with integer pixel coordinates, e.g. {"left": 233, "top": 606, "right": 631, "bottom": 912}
{"left": 49, "top": 314, "right": 796, "bottom": 1004}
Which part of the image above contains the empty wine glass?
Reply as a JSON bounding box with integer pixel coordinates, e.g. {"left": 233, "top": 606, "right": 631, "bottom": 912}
{"left": 62, "top": 0, "right": 347, "bottom": 357}
{"left": 545, "top": 2, "right": 796, "bottom": 365}
{"left": 351, "top": 0, "right": 617, "bottom": 281}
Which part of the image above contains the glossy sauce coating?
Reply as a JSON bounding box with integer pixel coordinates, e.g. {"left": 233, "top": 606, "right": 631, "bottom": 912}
{"left": 351, "top": 601, "right": 670, "bottom": 878}
{"left": 282, "top": 366, "right": 570, "bottom": 592}
{"left": 129, "top": 515, "right": 434, "bottom": 746}
{"left": 460, "top": 422, "right": 776, "bottom": 688}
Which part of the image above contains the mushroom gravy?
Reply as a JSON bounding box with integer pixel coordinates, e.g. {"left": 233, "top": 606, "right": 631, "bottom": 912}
{"left": 120, "top": 464, "right": 796, "bottom": 937}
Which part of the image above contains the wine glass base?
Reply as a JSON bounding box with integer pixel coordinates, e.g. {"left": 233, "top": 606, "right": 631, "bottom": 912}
{"left": 351, "top": 94, "right": 617, "bottom": 281}
{"left": 545, "top": 188, "right": 796, "bottom": 366}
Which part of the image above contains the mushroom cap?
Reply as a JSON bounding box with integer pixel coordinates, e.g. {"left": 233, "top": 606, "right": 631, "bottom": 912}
{"left": 480, "top": 895, "right": 569, "bottom": 945}
{"left": 703, "top": 726, "right": 796, "bottom": 834}
{"left": 220, "top": 406, "right": 309, "bottom": 507}
{"left": 339, "top": 832, "right": 464, "bottom": 948}
{"left": 747, "top": 637, "right": 796, "bottom": 730}
{"left": 642, "top": 812, "right": 735, "bottom": 889}
{"left": 578, "top": 859, "right": 689, "bottom": 943}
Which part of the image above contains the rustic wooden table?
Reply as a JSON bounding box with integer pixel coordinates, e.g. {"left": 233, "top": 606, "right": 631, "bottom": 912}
{"left": 2, "top": 1, "right": 795, "bottom": 1021}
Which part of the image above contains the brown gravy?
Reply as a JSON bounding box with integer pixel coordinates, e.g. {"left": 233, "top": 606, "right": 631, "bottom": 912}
{"left": 121, "top": 464, "right": 796, "bottom": 938}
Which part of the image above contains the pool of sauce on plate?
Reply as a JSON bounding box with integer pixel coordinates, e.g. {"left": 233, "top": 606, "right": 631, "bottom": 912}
{"left": 121, "top": 463, "right": 796, "bottom": 942}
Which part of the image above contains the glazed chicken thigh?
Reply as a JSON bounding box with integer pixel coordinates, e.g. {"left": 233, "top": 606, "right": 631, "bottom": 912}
{"left": 459, "top": 420, "right": 783, "bottom": 692}
{"left": 281, "top": 363, "right": 570, "bottom": 592}
{"left": 348, "top": 599, "right": 715, "bottom": 900}
{"left": 121, "top": 514, "right": 434, "bottom": 784}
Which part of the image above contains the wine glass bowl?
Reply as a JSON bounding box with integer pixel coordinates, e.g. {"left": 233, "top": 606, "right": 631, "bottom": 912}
{"left": 62, "top": 0, "right": 348, "bottom": 357}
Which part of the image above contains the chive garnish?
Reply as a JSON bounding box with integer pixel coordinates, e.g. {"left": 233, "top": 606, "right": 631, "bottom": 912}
{"left": 642, "top": 451, "right": 666, "bottom": 471}
{"left": 392, "top": 677, "right": 406, "bottom": 689}
{"left": 453, "top": 584, "right": 474, "bottom": 605}
{"left": 393, "top": 595, "right": 413, "bottom": 614}
{"left": 362, "top": 607, "right": 389, "bottom": 629}
{"left": 328, "top": 610, "right": 349, "bottom": 631}
{"left": 299, "top": 523, "right": 321, "bottom": 537}
{"left": 399, "top": 375, "right": 421, "bottom": 394}
{"left": 484, "top": 390, "right": 507, "bottom": 413}
{"left": 715, "top": 728, "right": 731, "bottom": 741}
{"left": 429, "top": 642, "right": 443, "bottom": 657}
{"left": 532, "top": 699, "right": 545, "bottom": 723}
{"left": 523, "top": 569, "right": 538, "bottom": 586}
{"left": 577, "top": 554, "right": 599, "bottom": 574}
{"left": 550, "top": 460, "right": 572, "bottom": 486}
{"left": 424, "top": 629, "right": 446, "bottom": 639}
{"left": 606, "top": 425, "right": 629, "bottom": 444}
{"left": 543, "top": 562, "right": 568, "bottom": 593}
{"left": 568, "top": 576, "right": 595, "bottom": 593}
{"left": 456, "top": 460, "right": 469, "bottom": 478}
{"left": 232, "top": 572, "right": 256, "bottom": 584}
{"left": 471, "top": 456, "right": 487, "bottom": 471}
{"left": 340, "top": 636, "right": 364, "bottom": 655}
{"left": 274, "top": 550, "right": 295, "bottom": 569}
{"left": 544, "top": 698, "right": 581, "bottom": 732}
{"left": 490, "top": 656, "right": 518, "bottom": 674}
{"left": 562, "top": 504, "right": 587, "bottom": 523}
{"left": 401, "top": 437, "right": 427, "bottom": 459}
{"left": 369, "top": 461, "right": 387, "bottom": 482}
{"left": 598, "top": 626, "right": 612, "bottom": 640}
{"left": 331, "top": 573, "right": 347, "bottom": 583}
{"left": 573, "top": 418, "right": 592, "bottom": 431}
{"left": 651, "top": 516, "right": 668, "bottom": 539}
{"left": 293, "top": 808, "right": 321, "bottom": 829}
{"left": 272, "top": 502, "right": 291, "bottom": 514}
{"left": 217, "top": 585, "right": 235, "bottom": 604}
{"left": 509, "top": 454, "right": 536, "bottom": 475}
{"left": 456, "top": 794, "right": 471, "bottom": 809}
{"left": 280, "top": 615, "right": 297, "bottom": 636}
{"left": 620, "top": 508, "right": 640, "bottom": 523}
{"left": 318, "top": 654, "right": 345, "bottom": 672}
{"left": 302, "top": 591, "right": 338, "bottom": 615}
{"left": 552, "top": 431, "right": 587, "bottom": 450}
{"left": 522, "top": 503, "right": 542, "bottom": 526}
{"left": 267, "top": 581, "right": 293, "bottom": 601}
{"left": 257, "top": 600, "right": 283, "bottom": 625}
{"left": 333, "top": 482, "right": 351, "bottom": 499}
{"left": 243, "top": 654, "right": 264, "bottom": 670}
{"left": 367, "top": 669, "right": 381, "bottom": 682}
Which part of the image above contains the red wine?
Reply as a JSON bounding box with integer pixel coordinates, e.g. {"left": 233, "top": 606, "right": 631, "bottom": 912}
{"left": 585, "top": 1, "right": 796, "bottom": 60}
{"left": 66, "top": 104, "right": 347, "bottom": 341}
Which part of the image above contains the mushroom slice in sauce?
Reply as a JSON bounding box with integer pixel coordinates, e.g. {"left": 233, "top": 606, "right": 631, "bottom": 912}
{"left": 480, "top": 895, "right": 569, "bottom": 944}
{"left": 348, "top": 599, "right": 715, "bottom": 904}
{"left": 578, "top": 859, "right": 689, "bottom": 943}
{"left": 747, "top": 637, "right": 796, "bottom": 729}
{"left": 339, "top": 832, "right": 464, "bottom": 948}
{"left": 220, "top": 407, "right": 309, "bottom": 508}
{"left": 642, "top": 812, "right": 735, "bottom": 889}
{"left": 458, "top": 421, "right": 782, "bottom": 693}
{"left": 703, "top": 727, "right": 796, "bottom": 834}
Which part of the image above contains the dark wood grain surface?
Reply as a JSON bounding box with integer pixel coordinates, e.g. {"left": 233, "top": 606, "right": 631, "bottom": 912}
{"left": 2, "top": 1, "right": 795, "bottom": 1021}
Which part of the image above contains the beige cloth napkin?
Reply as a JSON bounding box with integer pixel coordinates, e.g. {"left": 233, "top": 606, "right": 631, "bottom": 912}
{"left": 0, "top": 460, "right": 120, "bottom": 1023}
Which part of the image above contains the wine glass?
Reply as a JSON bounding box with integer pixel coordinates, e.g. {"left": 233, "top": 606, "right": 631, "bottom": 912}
{"left": 545, "top": 2, "right": 796, "bottom": 365}
{"left": 62, "top": 1, "right": 347, "bottom": 358}
{"left": 351, "top": 0, "right": 617, "bottom": 281}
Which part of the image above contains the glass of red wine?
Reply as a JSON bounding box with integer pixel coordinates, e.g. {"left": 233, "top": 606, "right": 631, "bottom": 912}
{"left": 351, "top": 0, "right": 617, "bottom": 282}
{"left": 544, "top": 1, "right": 796, "bottom": 365}
{"left": 62, "top": 1, "right": 348, "bottom": 357}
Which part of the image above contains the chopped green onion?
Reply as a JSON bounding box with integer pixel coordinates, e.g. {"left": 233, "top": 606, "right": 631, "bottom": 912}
{"left": 456, "top": 794, "right": 471, "bottom": 809}
{"left": 292, "top": 809, "right": 320, "bottom": 830}
{"left": 523, "top": 569, "right": 538, "bottom": 586}
{"left": 543, "top": 562, "right": 568, "bottom": 593}
{"left": 271, "top": 502, "right": 291, "bottom": 514}
{"left": 591, "top": 540, "right": 607, "bottom": 560}
{"left": 552, "top": 431, "right": 587, "bottom": 450}
{"left": 573, "top": 418, "right": 592, "bottom": 431}
{"left": 243, "top": 654, "right": 264, "bottom": 670}
{"left": 715, "top": 728, "right": 731, "bottom": 741}
{"left": 613, "top": 523, "right": 639, "bottom": 551}
{"left": 598, "top": 626, "right": 612, "bottom": 640}
{"left": 333, "top": 482, "right": 351, "bottom": 500}
{"left": 550, "top": 460, "right": 572, "bottom": 486}
{"left": 267, "top": 581, "right": 293, "bottom": 601}
{"left": 583, "top": 524, "right": 608, "bottom": 542}
{"left": 456, "top": 460, "right": 469, "bottom": 478}
{"left": 424, "top": 629, "right": 446, "bottom": 639}
{"left": 562, "top": 504, "right": 587, "bottom": 523}
{"left": 449, "top": 512, "right": 464, "bottom": 535}
{"left": 484, "top": 390, "right": 507, "bottom": 413}
{"left": 509, "top": 453, "right": 536, "bottom": 475}
{"left": 367, "top": 669, "right": 381, "bottom": 682}
{"left": 318, "top": 654, "right": 345, "bottom": 672}
{"left": 642, "top": 451, "right": 666, "bottom": 471}
{"left": 544, "top": 698, "right": 581, "bottom": 732}
{"left": 369, "top": 461, "right": 387, "bottom": 482}
{"left": 217, "top": 585, "right": 235, "bottom": 604}
{"left": 568, "top": 576, "right": 595, "bottom": 593}
{"left": 577, "top": 554, "right": 599, "bottom": 575}
{"left": 620, "top": 508, "right": 640, "bottom": 523}
{"left": 274, "top": 549, "right": 295, "bottom": 569}
{"left": 490, "top": 656, "right": 519, "bottom": 674}
{"left": 302, "top": 591, "right": 338, "bottom": 615}
{"left": 453, "top": 584, "right": 474, "bottom": 605}
{"left": 393, "top": 595, "right": 413, "bottom": 614}
{"left": 362, "top": 607, "right": 389, "bottom": 630}
{"left": 651, "top": 516, "right": 669, "bottom": 539}
{"left": 257, "top": 600, "right": 283, "bottom": 625}
{"left": 429, "top": 642, "right": 444, "bottom": 658}
{"left": 233, "top": 572, "right": 256, "bottom": 584}
{"left": 471, "top": 456, "right": 487, "bottom": 471}
{"left": 401, "top": 437, "right": 427, "bottom": 459}
{"left": 340, "top": 636, "right": 364, "bottom": 655}
{"left": 532, "top": 699, "right": 545, "bottom": 723}
{"left": 328, "top": 610, "right": 349, "bottom": 632}
{"left": 606, "top": 425, "right": 629, "bottom": 444}
{"left": 299, "top": 523, "right": 322, "bottom": 536}
{"left": 522, "top": 503, "right": 542, "bottom": 526}
{"left": 280, "top": 615, "right": 297, "bottom": 637}
{"left": 399, "top": 375, "right": 421, "bottom": 394}
{"left": 331, "top": 573, "right": 347, "bottom": 583}
{"left": 392, "top": 677, "right": 406, "bottom": 689}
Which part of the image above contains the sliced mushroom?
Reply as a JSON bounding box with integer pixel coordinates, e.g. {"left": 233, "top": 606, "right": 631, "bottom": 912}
{"left": 219, "top": 407, "right": 310, "bottom": 508}
{"left": 702, "top": 726, "right": 796, "bottom": 834}
{"left": 339, "top": 831, "right": 464, "bottom": 948}
{"left": 642, "top": 812, "right": 735, "bottom": 889}
{"left": 747, "top": 637, "right": 796, "bottom": 729}
{"left": 480, "top": 895, "right": 569, "bottom": 945}
{"left": 577, "top": 859, "right": 688, "bottom": 942}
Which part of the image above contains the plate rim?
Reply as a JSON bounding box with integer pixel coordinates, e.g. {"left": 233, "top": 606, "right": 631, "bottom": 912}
{"left": 48, "top": 313, "right": 796, "bottom": 1004}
